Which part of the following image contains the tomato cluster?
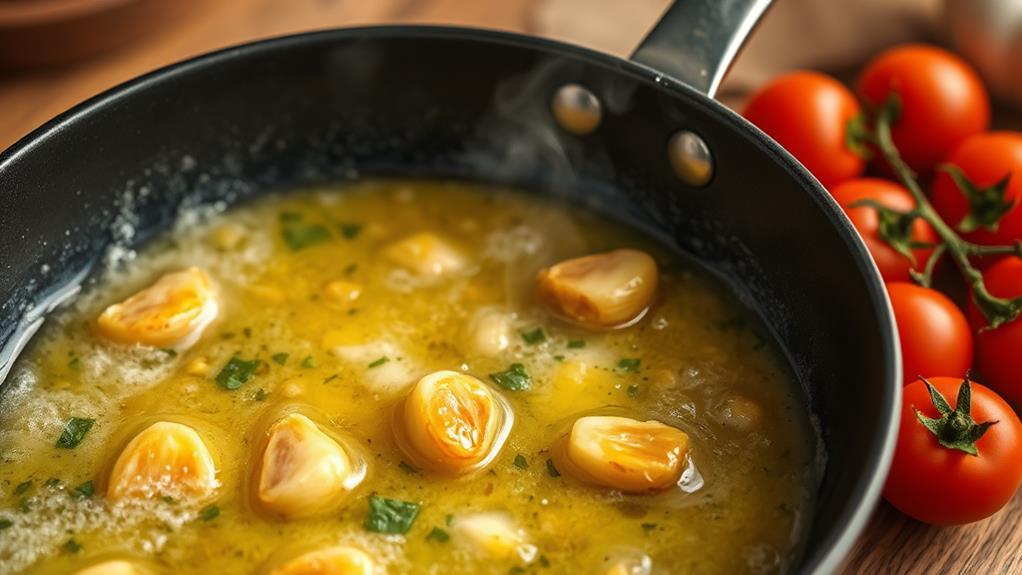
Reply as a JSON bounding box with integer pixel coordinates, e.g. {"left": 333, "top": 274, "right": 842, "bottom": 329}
{"left": 745, "top": 44, "right": 1022, "bottom": 526}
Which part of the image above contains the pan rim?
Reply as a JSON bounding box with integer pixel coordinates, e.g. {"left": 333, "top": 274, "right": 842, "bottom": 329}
{"left": 0, "top": 24, "right": 900, "bottom": 575}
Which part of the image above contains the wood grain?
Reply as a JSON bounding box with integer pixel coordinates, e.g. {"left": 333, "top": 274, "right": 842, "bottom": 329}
{"left": 1, "top": 0, "right": 1019, "bottom": 573}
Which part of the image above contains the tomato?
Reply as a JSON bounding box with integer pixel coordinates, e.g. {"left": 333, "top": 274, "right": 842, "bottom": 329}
{"left": 830, "top": 178, "right": 937, "bottom": 282}
{"left": 858, "top": 44, "right": 989, "bottom": 174}
{"left": 967, "top": 257, "right": 1022, "bottom": 407}
{"left": 884, "top": 376, "right": 1022, "bottom": 525}
{"left": 931, "top": 132, "right": 1022, "bottom": 246}
{"left": 887, "top": 282, "right": 973, "bottom": 384}
{"left": 744, "top": 72, "right": 864, "bottom": 188}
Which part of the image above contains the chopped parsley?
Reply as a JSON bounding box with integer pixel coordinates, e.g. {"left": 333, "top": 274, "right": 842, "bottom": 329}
{"left": 520, "top": 327, "right": 546, "bottom": 345}
{"left": 426, "top": 526, "right": 450, "bottom": 543}
{"left": 55, "top": 417, "right": 95, "bottom": 449}
{"left": 513, "top": 454, "right": 528, "bottom": 469}
{"left": 159, "top": 348, "right": 178, "bottom": 357}
{"left": 62, "top": 538, "right": 82, "bottom": 553}
{"left": 0, "top": 519, "right": 12, "bottom": 531}
{"left": 488, "top": 363, "right": 532, "bottom": 392}
{"left": 339, "top": 223, "right": 363, "bottom": 239}
{"left": 566, "top": 339, "right": 586, "bottom": 349}
{"left": 627, "top": 384, "right": 640, "bottom": 398}
{"left": 43, "top": 478, "right": 61, "bottom": 489}
{"left": 13, "top": 481, "right": 32, "bottom": 496}
{"left": 282, "top": 224, "right": 330, "bottom": 251}
{"left": 545, "top": 459, "right": 561, "bottom": 478}
{"left": 368, "top": 356, "right": 390, "bottom": 369}
{"left": 279, "top": 211, "right": 303, "bottom": 223}
{"left": 617, "top": 358, "right": 641, "bottom": 372}
{"left": 72, "top": 480, "right": 94, "bottom": 499}
{"left": 67, "top": 357, "right": 81, "bottom": 370}
{"left": 161, "top": 495, "right": 176, "bottom": 505}
{"left": 215, "top": 357, "right": 260, "bottom": 390}
{"left": 301, "top": 356, "right": 317, "bottom": 369}
{"left": 199, "top": 504, "right": 220, "bottom": 522}
{"left": 641, "top": 522, "right": 658, "bottom": 533}
{"left": 398, "top": 461, "right": 418, "bottom": 475}
{"left": 271, "top": 352, "right": 289, "bottom": 365}
{"left": 553, "top": 355, "right": 565, "bottom": 361}
{"left": 252, "top": 388, "right": 269, "bottom": 401}
{"left": 364, "top": 496, "right": 420, "bottom": 534}
{"left": 343, "top": 263, "right": 358, "bottom": 276}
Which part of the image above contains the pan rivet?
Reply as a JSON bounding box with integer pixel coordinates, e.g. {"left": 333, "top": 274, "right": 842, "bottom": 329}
{"left": 668, "top": 130, "right": 714, "bottom": 187}
{"left": 551, "top": 84, "right": 602, "bottom": 135}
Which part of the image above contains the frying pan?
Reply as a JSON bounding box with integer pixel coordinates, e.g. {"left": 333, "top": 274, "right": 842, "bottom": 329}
{"left": 0, "top": 0, "right": 900, "bottom": 572}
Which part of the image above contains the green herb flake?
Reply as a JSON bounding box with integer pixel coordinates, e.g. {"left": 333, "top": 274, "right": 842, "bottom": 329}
{"left": 539, "top": 555, "right": 551, "bottom": 567}
{"left": 199, "top": 504, "right": 220, "bottom": 522}
{"left": 215, "top": 357, "right": 260, "bottom": 390}
{"left": 364, "top": 496, "right": 420, "bottom": 534}
{"left": 67, "top": 357, "right": 81, "bottom": 370}
{"left": 271, "top": 353, "right": 289, "bottom": 365}
{"left": 301, "top": 356, "right": 317, "bottom": 369}
{"left": 617, "top": 358, "right": 641, "bottom": 372}
{"left": 445, "top": 514, "right": 453, "bottom": 526}
{"left": 489, "top": 363, "right": 532, "bottom": 392}
{"left": 252, "top": 388, "right": 269, "bottom": 401}
{"left": 282, "top": 224, "right": 331, "bottom": 251}
{"left": 17, "top": 498, "right": 30, "bottom": 513}
{"left": 426, "top": 526, "right": 450, "bottom": 543}
{"left": 62, "top": 538, "right": 82, "bottom": 554}
{"left": 72, "top": 480, "right": 94, "bottom": 500}
{"left": 339, "top": 223, "right": 363, "bottom": 239}
{"left": 343, "top": 263, "right": 358, "bottom": 276}
{"left": 161, "top": 495, "right": 176, "bottom": 505}
{"left": 566, "top": 339, "right": 586, "bottom": 349}
{"left": 626, "top": 384, "right": 640, "bottom": 398}
{"left": 279, "top": 211, "right": 303, "bottom": 223}
{"left": 398, "top": 461, "right": 418, "bottom": 475}
{"left": 43, "top": 478, "right": 61, "bottom": 489}
{"left": 641, "top": 522, "right": 658, "bottom": 533}
{"left": 520, "top": 327, "right": 546, "bottom": 345}
{"left": 552, "top": 354, "right": 565, "bottom": 361}
{"left": 13, "top": 481, "right": 32, "bottom": 496}
{"left": 545, "top": 459, "right": 561, "bottom": 478}
{"left": 0, "top": 519, "right": 12, "bottom": 531}
{"left": 513, "top": 454, "right": 529, "bottom": 470}
{"left": 509, "top": 567, "right": 526, "bottom": 575}
{"left": 159, "top": 348, "right": 178, "bottom": 358}
{"left": 56, "top": 417, "right": 95, "bottom": 449}
{"left": 368, "top": 356, "right": 389, "bottom": 369}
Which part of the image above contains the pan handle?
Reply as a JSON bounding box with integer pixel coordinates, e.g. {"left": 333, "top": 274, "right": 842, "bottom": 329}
{"left": 630, "top": 0, "right": 772, "bottom": 98}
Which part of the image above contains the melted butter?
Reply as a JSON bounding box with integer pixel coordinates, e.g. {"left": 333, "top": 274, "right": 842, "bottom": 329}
{"left": 0, "top": 181, "right": 815, "bottom": 575}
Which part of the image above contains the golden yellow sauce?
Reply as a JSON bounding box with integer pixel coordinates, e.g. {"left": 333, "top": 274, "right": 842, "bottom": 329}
{"left": 0, "top": 181, "right": 815, "bottom": 574}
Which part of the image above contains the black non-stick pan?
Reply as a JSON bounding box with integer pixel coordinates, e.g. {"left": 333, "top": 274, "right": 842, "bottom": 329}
{"left": 0, "top": 0, "right": 900, "bottom": 572}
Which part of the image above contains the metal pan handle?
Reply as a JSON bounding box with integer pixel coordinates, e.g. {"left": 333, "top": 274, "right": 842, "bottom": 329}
{"left": 631, "top": 0, "right": 772, "bottom": 98}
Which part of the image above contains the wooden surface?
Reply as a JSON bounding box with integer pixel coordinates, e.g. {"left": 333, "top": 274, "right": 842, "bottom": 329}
{"left": 2, "top": 1, "right": 1019, "bottom": 573}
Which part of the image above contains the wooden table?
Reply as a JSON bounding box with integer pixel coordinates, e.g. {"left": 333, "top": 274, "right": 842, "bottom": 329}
{"left": 2, "top": 1, "right": 1019, "bottom": 572}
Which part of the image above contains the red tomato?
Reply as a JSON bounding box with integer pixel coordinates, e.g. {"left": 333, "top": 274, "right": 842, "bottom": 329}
{"left": 967, "top": 257, "right": 1022, "bottom": 407}
{"left": 887, "top": 282, "right": 973, "bottom": 384}
{"left": 830, "top": 178, "right": 937, "bottom": 282}
{"left": 744, "top": 71, "right": 864, "bottom": 188}
{"left": 858, "top": 44, "right": 990, "bottom": 174}
{"left": 884, "top": 376, "right": 1022, "bottom": 525}
{"left": 931, "top": 132, "right": 1022, "bottom": 246}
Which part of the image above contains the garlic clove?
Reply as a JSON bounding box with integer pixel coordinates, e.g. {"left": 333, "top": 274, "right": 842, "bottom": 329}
{"left": 453, "top": 511, "right": 537, "bottom": 563}
{"left": 382, "top": 232, "right": 467, "bottom": 277}
{"left": 561, "top": 415, "right": 688, "bottom": 493}
{"left": 268, "top": 545, "right": 375, "bottom": 575}
{"left": 537, "top": 249, "right": 657, "bottom": 329}
{"left": 97, "top": 268, "right": 218, "bottom": 350}
{"left": 107, "top": 421, "right": 217, "bottom": 502}
{"left": 398, "top": 370, "right": 511, "bottom": 474}
{"left": 256, "top": 413, "right": 365, "bottom": 518}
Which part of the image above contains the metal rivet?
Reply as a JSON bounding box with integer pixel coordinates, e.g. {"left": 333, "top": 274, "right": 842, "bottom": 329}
{"left": 668, "top": 130, "right": 714, "bottom": 187}
{"left": 551, "top": 83, "right": 602, "bottom": 135}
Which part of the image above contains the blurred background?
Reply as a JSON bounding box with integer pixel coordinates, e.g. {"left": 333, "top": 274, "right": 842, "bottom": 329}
{"left": 0, "top": 0, "right": 987, "bottom": 151}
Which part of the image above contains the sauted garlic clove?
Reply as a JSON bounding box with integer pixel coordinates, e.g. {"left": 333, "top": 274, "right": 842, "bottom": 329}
{"left": 465, "top": 307, "right": 514, "bottom": 357}
{"left": 559, "top": 416, "right": 688, "bottom": 493}
{"left": 107, "top": 421, "right": 218, "bottom": 502}
{"left": 97, "top": 268, "right": 218, "bottom": 350}
{"left": 382, "top": 232, "right": 467, "bottom": 277}
{"left": 536, "top": 249, "right": 658, "bottom": 329}
{"left": 453, "top": 511, "right": 538, "bottom": 563}
{"left": 398, "top": 371, "right": 512, "bottom": 474}
{"left": 322, "top": 280, "right": 362, "bottom": 308}
{"left": 73, "top": 560, "right": 152, "bottom": 575}
{"left": 256, "top": 413, "right": 365, "bottom": 518}
{"left": 268, "top": 545, "right": 375, "bottom": 575}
